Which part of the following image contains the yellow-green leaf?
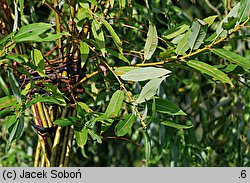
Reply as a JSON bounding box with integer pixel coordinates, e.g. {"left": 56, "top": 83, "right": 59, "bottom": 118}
{"left": 187, "top": 60, "right": 234, "bottom": 87}
{"left": 75, "top": 126, "right": 88, "bottom": 148}
{"left": 211, "top": 48, "right": 250, "bottom": 71}
{"left": 114, "top": 66, "right": 139, "bottom": 76}
{"left": 161, "top": 121, "right": 193, "bottom": 129}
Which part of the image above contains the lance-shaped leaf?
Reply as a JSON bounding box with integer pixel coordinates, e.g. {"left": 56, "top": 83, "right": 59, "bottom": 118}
{"left": 143, "top": 130, "right": 151, "bottom": 165}
{"left": 163, "top": 23, "right": 189, "bottom": 40}
{"left": 26, "top": 95, "right": 66, "bottom": 108}
{"left": 75, "top": 126, "right": 88, "bottom": 148}
{"left": 188, "top": 19, "right": 208, "bottom": 51}
{"left": 54, "top": 117, "right": 75, "bottom": 127}
{"left": 7, "top": 70, "right": 21, "bottom": 104}
{"left": 94, "top": 13, "right": 122, "bottom": 53}
{"left": 107, "top": 49, "right": 130, "bottom": 64}
{"left": 0, "top": 32, "right": 15, "bottom": 46}
{"left": 92, "top": 19, "right": 106, "bottom": 56}
{"left": 121, "top": 67, "right": 171, "bottom": 81}
{"left": 147, "top": 97, "right": 156, "bottom": 125}
{"left": 80, "top": 41, "right": 90, "bottom": 67}
{"left": 31, "top": 49, "right": 46, "bottom": 77}
{"left": 13, "top": 23, "right": 68, "bottom": 43}
{"left": 222, "top": 17, "right": 238, "bottom": 30}
{"left": 114, "top": 66, "right": 139, "bottom": 76}
{"left": 203, "top": 15, "right": 218, "bottom": 27}
{"left": 136, "top": 76, "right": 166, "bottom": 104}
{"left": 6, "top": 115, "right": 24, "bottom": 152}
{"left": 175, "top": 31, "right": 190, "bottom": 56}
{"left": 115, "top": 114, "right": 136, "bottom": 136}
{"left": 103, "top": 90, "right": 124, "bottom": 118}
{"left": 144, "top": 23, "right": 158, "bottom": 61}
{"left": 211, "top": 48, "right": 250, "bottom": 71}
{"left": 237, "top": 0, "right": 250, "bottom": 23}
{"left": 13, "top": 23, "right": 52, "bottom": 42}
{"left": 0, "top": 95, "right": 17, "bottom": 110}
{"left": 147, "top": 97, "right": 186, "bottom": 116}
{"left": 161, "top": 121, "right": 193, "bottom": 129}
{"left": 88, "top": 129, "right": 102, "bottom": 143}
{"left": 0, "top": 110, "right": 15, "bottom": 119}
{"left": 187, "top": 60, "right": 234, "bottom": 87}
{"left": 216, "top": 3, "right": 240, "bottom": 37}
{"left": 0, "top": 76, "right": 10, "bottom": 97}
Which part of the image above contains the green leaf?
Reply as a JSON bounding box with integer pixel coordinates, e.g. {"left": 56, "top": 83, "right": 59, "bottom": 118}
{"left": 144, "top": 23, "right": 158, "bottom": 60}
{"left": 6, "top": 116, "right": 18, "bottom": 151}
{"left": 94, "top": 13, "right": 122, "bottom": 53}
{"left": 7, "top": 70, "right": 21, "bottom": 104}
{"left": 142, "top": 104, "right": 148, "bottom": 120}
{"left": 222, "top": 17, "right": 238, "bottom": 30}
{"left": 6, "top": 115, "right": 24, "bottom": 152}
{"left": 203, "top": 15, "right": 218, "bottom": 27}
{"left": 0, "top": 32, "right": 15, "bottom": 46}
{"left": 163, "top": 23, "right": 189, "bottom": 39}
{"left": 104, "top": 90, "right": 124, "bottom": 118}
{"left": 74, "top": 126, "right": 88, "bottom": 148}
{"left": 53, "top": 118, "right": 75, "bottom": 127}
{"left": 76, "top": 102, "right": 93, "bottom": 114}
{"left": 148, "top": 98, "right": 186, "bottom": 116}
{"left": 136, "top": 76, "right": 166, "bottom": 104}
{"left": 187, "top": 60, "right": 234, "bottom": 87}
{"left": 15, "top": 115, "right": 25, "bottom": 140}
{"left": 237, "top": 0, "right": 250, "bottom": 23}
{"left": 115, "top": 114, "right": 136, "bottom": 136}
{"left": 26, "top": 95, "right": 66, "bottom": 108}
{"left": 107, "top": 49, "right": 130, "bottom": 64}
{"left": 0, "top": 110, "right": 15, "bottom": 119}
{"left": 216, "top": 3, "right": 240, "bottom": 37}
{"left": 13, "top": 23, "right": 53, "bottom": 42}
{"left": 142, "top": 130, "right": 151, "bottom": 165}
{"left": 0, "top": 75, "right": 10, "bottom": 97}
{"left": 31, "top": 49, "right": 46, "bottom": 77}
{"left": 21, "top": 82, "right": 32, "bottom": 96}
{"left": 147, "top": 97, "right": 156, "bottom": 125}
{"left": 80, "top": 41, "right": 90, "bottom": 67}
{"left": 161, "top": 121, "right": 193, "bottom": 129}
{"left": 188, "top": 19, "right": 208, "bottom": 51}
{"left": 114, "top": 66, "right": 140, "bottom": 76}
{"left": 211, "top": 48, "right": 250, "bottom": 71}
{"left": 88, "top": 129, "right": 102, "bottom": 143}
{"left": 121, "top": 67, "right": 171, "bottom": 81}
{"left": 92, "top": 19, "right": 106, "bottom": 56}
{"left": 6, "top": 115, "right": 17, "bottom": 132}
{"left": 174, "top": 31, "right": 190, "bottom": 55}
{"left": 0, "top": 95, "right": 17, "bottom": 110}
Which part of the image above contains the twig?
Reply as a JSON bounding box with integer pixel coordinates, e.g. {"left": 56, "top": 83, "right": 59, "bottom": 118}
{"left": 204, "top": 0, "right": 222, "bottom": 20}
{"left": 101, "top": 59, "right": 147, "bottom": 129}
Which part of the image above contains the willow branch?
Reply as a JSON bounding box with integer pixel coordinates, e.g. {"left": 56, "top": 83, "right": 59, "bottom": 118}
{"left": 102, "top": 59, "right": 147, "bottom": 129}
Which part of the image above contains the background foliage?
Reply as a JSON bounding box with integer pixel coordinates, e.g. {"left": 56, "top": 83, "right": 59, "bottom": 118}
{"left": 0, "top": 0, "right": 250, "bottom": 167}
